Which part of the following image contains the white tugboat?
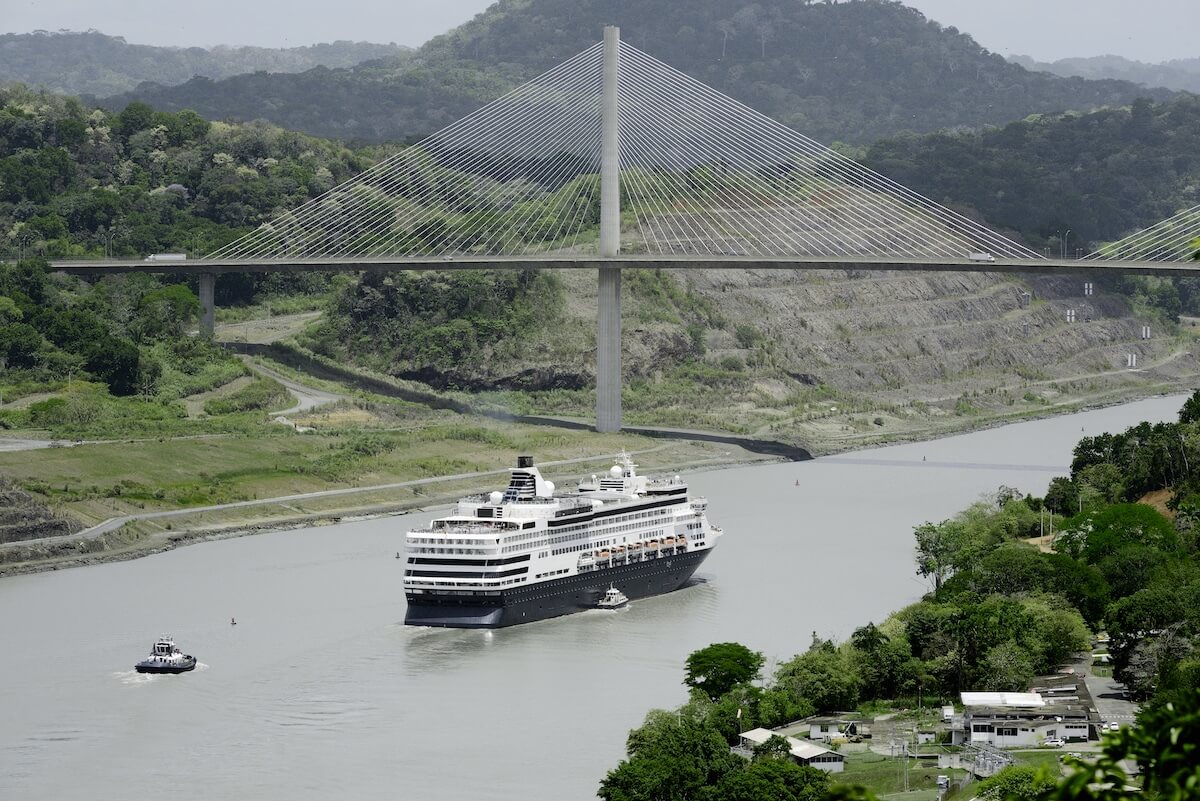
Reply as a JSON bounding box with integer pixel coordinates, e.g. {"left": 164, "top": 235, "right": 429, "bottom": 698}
{"left": 596, "top": 586, "right": 629, "bottom": 610}
{"left": 134, "top": 636, "right": 197, "bottom": 674}
{"left": 403, "top": 453, "right": 723, "bottom": 628}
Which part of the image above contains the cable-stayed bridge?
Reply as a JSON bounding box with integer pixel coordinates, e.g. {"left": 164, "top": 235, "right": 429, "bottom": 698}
{"left": 53, "top": 28, "right": 1200, "bottom": 432}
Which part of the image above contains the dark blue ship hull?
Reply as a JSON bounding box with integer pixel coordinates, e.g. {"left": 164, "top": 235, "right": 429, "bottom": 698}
{"left": 134, "top": 658, "right": 197, "bottom": 674}
{"left": 404, "top": 548, "right": 711, "bottom": 628}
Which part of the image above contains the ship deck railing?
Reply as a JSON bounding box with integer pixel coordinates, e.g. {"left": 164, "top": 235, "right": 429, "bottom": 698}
{"left": 409, "top": 525, "right": 509, "bottom": 536}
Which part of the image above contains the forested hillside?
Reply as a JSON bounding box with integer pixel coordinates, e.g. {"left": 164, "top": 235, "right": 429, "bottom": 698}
{"left": 863, "top": 94, "right": 1200, "bottom": 254}
{"left": 4, "top": 84, "right": 1197, "bottom": 446}
{"left": 0, "top": 85, "right": 368, "bottom": 289}
{"left": 102, "top": 0, "right": 1171, "bottom": 145}
{"left": 0, "top": 87, "right": 361, "bottom": 447}
{"left": 1011, "top": 53, "right": 1200, "bottom": 95}
{"left": 0, "top": 31, "right": 409, "bottom": 98}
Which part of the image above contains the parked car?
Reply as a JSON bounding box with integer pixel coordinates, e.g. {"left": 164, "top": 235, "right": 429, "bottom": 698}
{"left": 1044, "top": 738, "right": 1065, "bottom": 747}
{"left": 1108, "top": 722, "right": 1120, "bottom": 731}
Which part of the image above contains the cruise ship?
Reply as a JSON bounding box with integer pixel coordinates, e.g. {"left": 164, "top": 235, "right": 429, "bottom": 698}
{"left": 403, "top": 454, "right": 722, "bottom": 628}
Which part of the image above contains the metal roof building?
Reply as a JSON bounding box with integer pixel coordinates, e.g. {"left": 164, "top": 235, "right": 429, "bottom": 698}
{"left": 737, "top": 728, "right": 846, "bottom": 773}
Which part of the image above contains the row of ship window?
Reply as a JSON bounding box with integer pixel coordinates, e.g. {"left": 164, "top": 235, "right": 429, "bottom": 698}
{"left": 409, "top": 548, "right": 498, "bottom": 556}
{"left": 499, "top": 511, "right": 671, "bottom": 555}
{"left": 407, "top": 577, "right": 529, "bottom": 588}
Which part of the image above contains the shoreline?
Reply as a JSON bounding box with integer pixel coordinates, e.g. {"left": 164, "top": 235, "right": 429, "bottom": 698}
{"left": 0, "top": 387, "right": 1188, "bottom": 578}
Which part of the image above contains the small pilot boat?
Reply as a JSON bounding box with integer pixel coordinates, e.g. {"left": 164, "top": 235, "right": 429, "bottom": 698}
{"left": 596, "top": 586, "right": 629, "bottom": 610}
{"left": 134, "top": 636, "right": 197, "bottom": 674}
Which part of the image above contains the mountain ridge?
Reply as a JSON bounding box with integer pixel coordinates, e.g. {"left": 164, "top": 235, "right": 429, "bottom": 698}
{"left": 0, "top": 30, "right": 411, "bottom": 98}
{"left": 1009, "top": 53, "right": 1200, "bottom": 95}
{"left": 94, "top": 0, "right": 1174, "bottom": 145}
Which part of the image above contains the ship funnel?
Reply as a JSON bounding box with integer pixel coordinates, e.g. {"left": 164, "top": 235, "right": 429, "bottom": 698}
{"left": 517, "top": 455, "right": 534, "bottom": 468}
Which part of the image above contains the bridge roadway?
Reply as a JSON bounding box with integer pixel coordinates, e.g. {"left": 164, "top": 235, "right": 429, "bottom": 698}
{"left": 50, "top": 253, "right": 1199, "bottom": 432}
{"left": 51, "top": 253, "right": 1200, "bottom": 277}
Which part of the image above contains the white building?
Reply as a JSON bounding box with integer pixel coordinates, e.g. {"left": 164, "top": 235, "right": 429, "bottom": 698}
{"left": 738, "top": 728, "right": 846, "bottom": 773}
{"left": 953, "top": 692, "right": 1092, "bottom": 747}
{"left": 801, "top": 716, "right": 862, "bottom": 742}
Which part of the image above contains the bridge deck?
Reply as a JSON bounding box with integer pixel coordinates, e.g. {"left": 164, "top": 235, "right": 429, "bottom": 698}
{"left": 51, "top": 255, "right": 1200, "bottom": 277}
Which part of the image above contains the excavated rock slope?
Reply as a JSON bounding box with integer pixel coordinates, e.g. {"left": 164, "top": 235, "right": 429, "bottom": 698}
{"left": 0, "top": 476, "right": 82, "bottom": 544}
{"left": 517, "top": 267, "right": 1198, "bottom": 444}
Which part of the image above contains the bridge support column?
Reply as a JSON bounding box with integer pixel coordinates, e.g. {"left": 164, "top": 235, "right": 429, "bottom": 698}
{"left": 597, "top": 268, "right": 621, "bottom": 432}
{"left": 596, "top": 25, "right": 622, "bottom": 433}
{"left": 198, "top": 272, "right": 215, "bottom": 338}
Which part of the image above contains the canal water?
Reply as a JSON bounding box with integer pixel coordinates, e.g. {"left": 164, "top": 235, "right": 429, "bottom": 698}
{"left": 0, "top": 395, "right": 1186, "bottom": 800}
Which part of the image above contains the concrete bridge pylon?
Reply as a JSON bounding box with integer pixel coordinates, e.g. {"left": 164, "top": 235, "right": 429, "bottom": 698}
{"left": 597, "top": 25, "right": 622, "bottom": 433}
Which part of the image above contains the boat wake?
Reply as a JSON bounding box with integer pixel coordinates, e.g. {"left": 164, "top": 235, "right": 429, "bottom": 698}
{"left": 114, "top": 662, "right": 208, "bottom": 684}
{"left": 113, "top": 670, "right": 156, "bottom": 685}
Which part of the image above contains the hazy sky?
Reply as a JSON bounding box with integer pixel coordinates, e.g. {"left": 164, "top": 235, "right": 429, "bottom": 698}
{"left": 2, "top": 0, "right": 1196, "bottom": 63}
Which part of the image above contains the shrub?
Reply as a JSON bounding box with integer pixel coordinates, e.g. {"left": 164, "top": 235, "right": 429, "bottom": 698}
{"left": 28, "top": 397, "right": 69, "bottom": 426}
{"left": 203, "top": 378, "right": 288, "bottom": 415}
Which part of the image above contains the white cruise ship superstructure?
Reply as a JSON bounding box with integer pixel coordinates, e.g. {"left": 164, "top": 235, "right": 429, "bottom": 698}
{"left": 403, "top": 454, "right": 722, "bottom": 627}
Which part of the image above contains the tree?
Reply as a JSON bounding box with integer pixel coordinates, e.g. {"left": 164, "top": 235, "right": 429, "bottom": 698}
{"left": 1044, "top": 554, "right": 1110, "bottom": 628}
{"left": 977, "top": 765, "right": 1058, "bottom": 801}
{"left": 134, "top": 283, "right": 199, "bottom": 340}
{"left": 1079, "top": 504, "right": 1180, "bottom": 565}
{"left": 115, "top": 101, "right": 155, "bottom": 138}
{"left": 1180, "top": 389, "right": 1200, "bottom": 424}
{"left": 1044, "top": 476, "right": 1079, "bottom": 516}
{"left": 0, "top": 296, "right": 22, "bottom": 325}
{"left": 1020, "top": 595, "right": 1091, "bottom": 673}
{"left": 85, "top": 336, "right": 141, "bottom": 396}
{"left": 967, "top": 543, "right": 1053, "bottom": 596}
{"left": 685, "top": 643, "right": 765, "bottom": 701}
{"left": 752, "top": 734, "right": 792, "bottom": 761}
{"left": 599, "top": 708, "right": 743, "bottom": 801}
{"left": 1120, "top": 625, "right": 1192, "bottom": 701}
{"left": 1076, "top": 463, "right": 1126, "bottom": 505}
{"left": 0, "top": 322, "right": 44, "bottom": 368}
{"left": 776, "top": 641, "right": 861, "bottom": 713}
{"left": 757, "top": 686, "right": 815, "bottom": 730}
{"left": 914, "top": 520, "right": 960, "bottom": 591}
{"left": 980, "top": 641, "right": 1035, "bottom": 692}
{"left": 706, "top": 759, "right": 829, "bottom": 801}
{"left": 851, "top": 623, "right": 886, "bottom": 653}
